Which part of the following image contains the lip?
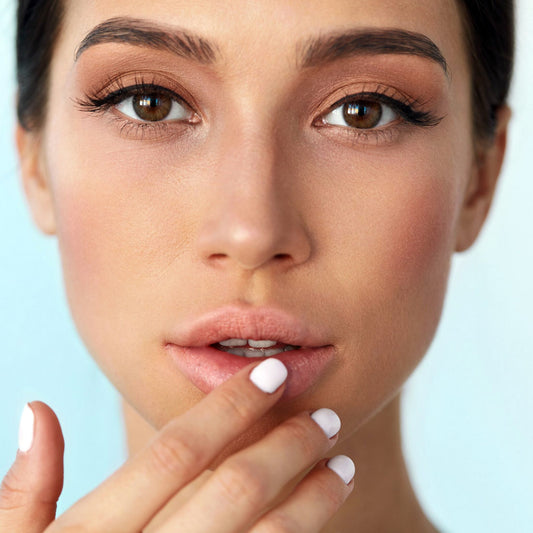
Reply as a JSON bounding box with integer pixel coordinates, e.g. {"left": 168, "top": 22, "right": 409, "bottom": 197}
{"left": 165, "top": 305, "right": 336, "bottom": 399}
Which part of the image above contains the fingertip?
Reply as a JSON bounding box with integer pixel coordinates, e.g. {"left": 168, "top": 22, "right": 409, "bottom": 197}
{"left": 18, "top": 401, "right": 65, "bottom": 500}
{"left": 0, "top": 401, "right": 64, "bottom": 529}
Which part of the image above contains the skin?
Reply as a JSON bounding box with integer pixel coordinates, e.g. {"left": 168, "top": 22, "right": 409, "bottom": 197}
{"left": 1, "top": 0, "right": 510, "bottom": 531}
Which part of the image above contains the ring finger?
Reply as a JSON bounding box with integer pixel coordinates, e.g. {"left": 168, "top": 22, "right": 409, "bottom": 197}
{"left": 250, "top": 456, "right": 355, "bottom": 533}
{"left": 157, "top": 408, "right": 342, "bottom": 533}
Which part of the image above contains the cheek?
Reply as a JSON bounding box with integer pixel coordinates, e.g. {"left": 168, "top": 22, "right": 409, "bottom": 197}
{"left": 341, "top": 163, "right": 456, "bottom": 361}
{"left": 373, "top": 173, "right": 455, "bottom": 298}
{"left": 301, "top": 142, "right": 460, "bottom": 302}
{"left": 44, "top": 128, "right": 195, "bottom": 365}
{"left": 291, "top": 139, "right": 464, "bottom": 428}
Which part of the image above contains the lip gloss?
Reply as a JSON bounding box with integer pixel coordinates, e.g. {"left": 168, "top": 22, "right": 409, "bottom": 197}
{"left": 166, "top": 343, "right": 336, "bottom": 399}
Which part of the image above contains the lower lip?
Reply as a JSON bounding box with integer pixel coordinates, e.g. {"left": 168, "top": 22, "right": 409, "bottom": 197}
{"left": 165, "top": 344, "right": 336, "bottom": 399}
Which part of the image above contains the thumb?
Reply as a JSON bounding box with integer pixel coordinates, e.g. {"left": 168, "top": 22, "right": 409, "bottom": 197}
{"left": 0, "top": 402, "right": 64, "bottom": 533}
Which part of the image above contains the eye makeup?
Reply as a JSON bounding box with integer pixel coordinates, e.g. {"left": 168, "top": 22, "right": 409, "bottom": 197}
{"left": 71, "top": 46, "right": 447, "bottom": 147}
{"left": 313, "top": 84, "right": 444, "bottom": 146}
{"left": 75, "top": 73, "right": 201, "bottom": 140}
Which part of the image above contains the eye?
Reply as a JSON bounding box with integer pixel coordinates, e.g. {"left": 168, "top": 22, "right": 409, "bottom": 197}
{"left": 323, "top": 99, "right": 398, "bottom": 129}
{"left": 116, "top": 92, "right": 192, "bottom": 122}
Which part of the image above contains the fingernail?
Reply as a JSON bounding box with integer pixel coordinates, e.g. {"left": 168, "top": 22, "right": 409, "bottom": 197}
{"left": 249, "top": 358, "right": 288, "bottom": 393}
{"left": 327, "top": 455, "right": 355, "bottom": 485}
{"left": 18, "top": 403, "right": 35, "bottom": 453}
{"left": 311, "top": 408, "right": 341, "bottom": 438}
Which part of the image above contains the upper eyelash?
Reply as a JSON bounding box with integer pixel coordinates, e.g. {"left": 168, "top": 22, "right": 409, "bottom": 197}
{"left": 75, "top": 78, "right": 443, "bottom": 145}
{"left": 321, "top": 89, "right": 443, "bottom": 128}
{"left": 75, "top": 78, "right": 190, "bottom": 115}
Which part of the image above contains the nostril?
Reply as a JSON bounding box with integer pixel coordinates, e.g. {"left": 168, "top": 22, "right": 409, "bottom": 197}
{"left": 210, "top": 252, "right": 290, "bottom": 262}
{"left": 205, "top": 253, "right": 227, "bottom": 266}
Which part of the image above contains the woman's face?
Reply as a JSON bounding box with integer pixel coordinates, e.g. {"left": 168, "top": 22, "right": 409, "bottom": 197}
{"left": 24, "top": 0, "right": 485, "bottom": 446}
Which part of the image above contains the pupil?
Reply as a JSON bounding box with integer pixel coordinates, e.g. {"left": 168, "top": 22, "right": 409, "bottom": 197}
{"left": 343, "top": 100, "right": 382, "bottom": 129}
{"left": 133, "top": 93, "right": 172, "bottom": 121}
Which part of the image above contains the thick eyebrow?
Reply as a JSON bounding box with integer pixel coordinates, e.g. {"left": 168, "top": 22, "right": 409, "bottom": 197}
{"left": 75, "top": 17, "right": 218, "bottom": 63}
{"left": 299, "top": 28, "right": 448, "bottom": 75}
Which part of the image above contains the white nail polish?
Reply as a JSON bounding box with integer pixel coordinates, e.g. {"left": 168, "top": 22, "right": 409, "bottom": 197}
{"left": 311, "top": 408, "right": 341, "bottom": 438}
{"left": 327, "top": 455, "right": 355, "bottom": 485}
{"left": 249, "top": 358, "right": 288, "bottom": 393}
{"left": 18, "top": 404, "right": 35, "bottom": 453}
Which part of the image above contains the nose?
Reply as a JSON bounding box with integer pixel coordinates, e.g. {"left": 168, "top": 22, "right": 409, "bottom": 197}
{"left": 196, "top": 131, "right": 312, "bottom": 272}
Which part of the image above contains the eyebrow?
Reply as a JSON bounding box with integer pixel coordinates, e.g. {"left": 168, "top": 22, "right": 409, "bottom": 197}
{"left": 75, "top": 17, "right": 218, "bottom": 63}
{"left": 299, "top": 28, "right": 448, "bottom": 75}
{"left": 75, "top": 18, "right": 447, "bottom": 77}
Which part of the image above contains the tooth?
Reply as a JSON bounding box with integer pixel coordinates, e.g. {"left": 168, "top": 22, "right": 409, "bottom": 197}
{"left": 221, "top": 346, "right": 289, "bottom": 357}
{"left": 219, "top": 339, "right": 248, "bottom": 347}
{"left": 264, "top": 348, "right": 283, "bottom": 356}
{"left": 244, "top": 350, "right": 267, "bottom": 358}
{"left": 248, "top": 340, "right": 277, "bottom": 348}
{"left": 243, "top": 348, "right": 283, "bottom": 357}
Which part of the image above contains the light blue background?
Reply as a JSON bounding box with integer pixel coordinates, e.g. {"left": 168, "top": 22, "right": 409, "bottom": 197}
{"left": 1, "top": 1, "right": 531, "bottom": 531}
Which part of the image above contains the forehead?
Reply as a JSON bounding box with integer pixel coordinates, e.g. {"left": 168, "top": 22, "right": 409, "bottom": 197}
{"left": 59, "top": 0, "right": 467, "bottom": 79}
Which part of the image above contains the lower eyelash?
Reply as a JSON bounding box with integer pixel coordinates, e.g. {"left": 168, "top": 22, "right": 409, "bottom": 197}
{"left": 117, "top": 118, "right": 170, "bottom": 140}
{"left": 76, "top": 77, "right": 443, "bottom": 145}
{"left": 74, "top": 78, "right": 196, "bottom": 140}
{"left": 313, "top": 87, "right": 444, "bottom": 146}
{"left": 327, "top": 91, "right": 443, "bottom": 128}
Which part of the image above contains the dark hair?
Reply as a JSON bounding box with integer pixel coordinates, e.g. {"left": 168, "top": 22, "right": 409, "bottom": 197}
{"left": 16, "top": 0, "right": 63, "bottom": 131}
{"left": 16, "top": 0, "right": 514, "bottom": 141}
{"left": 457, "top": 0, "right": 515, "bottom": 141}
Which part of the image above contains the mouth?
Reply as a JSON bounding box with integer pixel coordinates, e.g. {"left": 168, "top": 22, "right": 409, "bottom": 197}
{"left": 211, "top": 338, "right": 302, "bottom": 358}
{"left": 167, "top": 304, "right": 330, "bottom": 348}
{"left": 165, "top": 305, "right": 335, "bottom": 398}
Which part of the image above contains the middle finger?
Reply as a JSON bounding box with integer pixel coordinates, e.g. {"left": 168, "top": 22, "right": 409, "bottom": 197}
{"left": 158, "top": 408, "right": 341, "bottom": 533}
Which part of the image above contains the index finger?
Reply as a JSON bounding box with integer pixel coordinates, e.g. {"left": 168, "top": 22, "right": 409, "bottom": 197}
{"left": 49, "top": 358, "right": 287, "bottom": 532}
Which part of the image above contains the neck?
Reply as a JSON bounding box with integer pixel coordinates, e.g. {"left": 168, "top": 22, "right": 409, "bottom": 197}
{"left": 321, "top": 393, "right": 438, "bottom": 532}
{"left": 122, "top": 392, "right": 439, "bottom": 532}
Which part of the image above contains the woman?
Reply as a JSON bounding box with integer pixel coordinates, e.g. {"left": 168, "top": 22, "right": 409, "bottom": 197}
{"left": 0, "top": 0, "right": 515, "bottom": 531}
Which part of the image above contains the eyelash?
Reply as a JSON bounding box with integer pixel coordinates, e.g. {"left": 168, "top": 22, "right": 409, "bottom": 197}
{"left": 314, "top": 87, "right": 443, "bottom": 144}
{"left": 76, "top": 76, "right": 197, "bottom": 139}
{"left": 76, "top": 78, "right": 443, "bottom": 144}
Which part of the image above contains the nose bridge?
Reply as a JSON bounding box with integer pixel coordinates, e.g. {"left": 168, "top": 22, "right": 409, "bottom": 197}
{"left": 195, "top": 117, "right": 311, "bottom": 272}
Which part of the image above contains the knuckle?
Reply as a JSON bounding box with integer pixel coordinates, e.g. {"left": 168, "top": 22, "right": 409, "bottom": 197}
{"left": 215, "top": 386, "right": 256, "bottom": 426}
{"left": 315, "top": 473, "right": 346, "bottom": 513}
{"left": 282, "top": 416, "right": 318, "bottom": 458}
{"left": 148, "top": 429, "right": 201, "bottom": 478}
{"left": 214, "top": 458, "right": 268, "bottom": 509}
{"left": 255, "top": 512, "right": 299, "bottom": 533}
{"left": 0, "top": 471, "right": 30, "bottom": 511}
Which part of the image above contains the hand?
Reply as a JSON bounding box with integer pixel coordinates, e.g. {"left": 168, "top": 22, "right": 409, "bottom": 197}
{"left": 0, "top": 358, "right": 355, "bottom": 532}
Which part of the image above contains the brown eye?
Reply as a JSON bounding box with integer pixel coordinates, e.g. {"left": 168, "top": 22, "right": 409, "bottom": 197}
{"left": 132, "top": 93, "right": 172, "bottom": 122}
{"left": 116, "top": 91, "right": 191, "bottom": 122}
{"left": 343, "top": 101, "right": 382, "bottom": 129}
{"left": 322, "top": 97, "right": 398, "bottom": 130}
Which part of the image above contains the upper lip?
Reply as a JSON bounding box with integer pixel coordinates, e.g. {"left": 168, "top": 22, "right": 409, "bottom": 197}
{"left": 166, "top": 305, "right": 331, "bottom": 348}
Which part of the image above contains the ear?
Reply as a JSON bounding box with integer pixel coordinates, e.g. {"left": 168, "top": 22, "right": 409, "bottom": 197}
{"left": 16, "top": 123, "right": 57, "bottom": 235}
{"left": 454, "top": 106, "right": 511, "bottom": 252}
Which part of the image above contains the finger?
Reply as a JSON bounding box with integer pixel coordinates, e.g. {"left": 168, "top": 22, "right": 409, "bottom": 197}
{"left": 51, "top": 358, "right": 288, "bottom": 532}
{"left": 157, "top": 408, "right": 342, "bottom": 533}
{"left": 0, "top": 402, "right": 65, "bottom": 533}
{"left": 250, "top": 456, "right": 355, "bottom": 533}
